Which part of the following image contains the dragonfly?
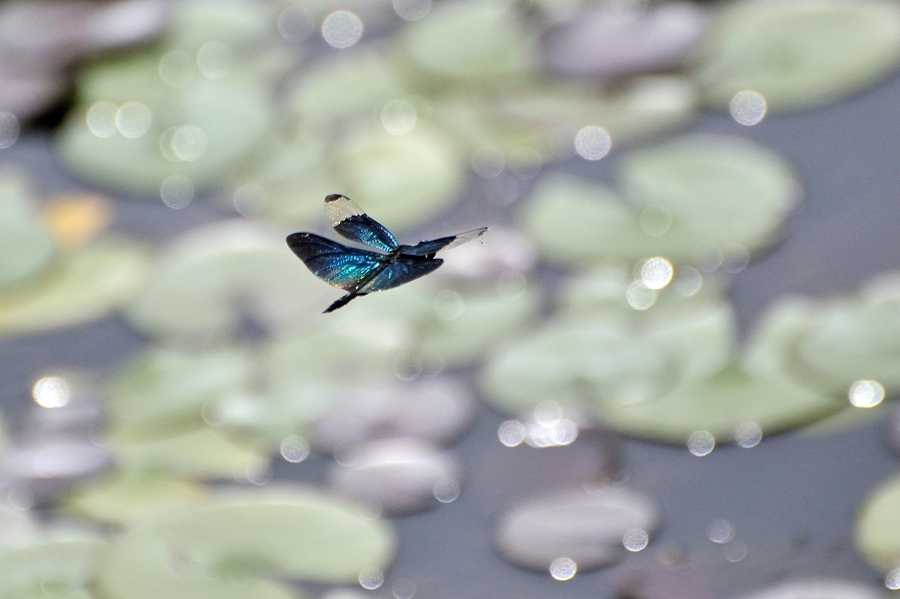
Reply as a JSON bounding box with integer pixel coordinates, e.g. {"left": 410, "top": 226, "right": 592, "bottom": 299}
{"left": 287, "top": 194, "right": 488, "bottom": 313}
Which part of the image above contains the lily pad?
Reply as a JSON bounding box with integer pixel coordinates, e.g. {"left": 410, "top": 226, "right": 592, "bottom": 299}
{"left": 734, "top": 579, "right": 884, "bottom": 599}
{"left": 600, "top": 363, "right": 842, "bottom": 444}
{"left": 0, "top": 538, "right": 109, "bottom": 599}
{"left": 402, "top": 0, "right": 537, "bottom": 81}
{"left": 795, "top": 298, "right": 900, "bottom": 392}
{"left": 114, "top": 427, "right": 268, "bottom": 480}
{"left": 0, "top": 171, "right": 56, "bottom": 290}
{"left": 107, "top": 347, "right": 253, "bottom": 436}
{"left": 848, "top": 470, "right": 900, "bottom": 571}
{"left": 125, "top": 220, "right": 328, "bottom": 342}
{"left": 0, "top": 238, "right": 150, "bottom": 335}
{"left": 69, "top": 471, "right": 210, "bottom": 526}
{"left": 696, "top": 0, "right": 900, "bottom": 112}
{"left": 334, "top": 125, "right": 465, "bottom": 230}
{"left": 619, "top": 134, "right": 800, "bottom": 254}
{"left": 97, "top": 487, "right": 395, "bottom": 599}
{"left": 494, "top": 486, "right": 660, "bottom": 572}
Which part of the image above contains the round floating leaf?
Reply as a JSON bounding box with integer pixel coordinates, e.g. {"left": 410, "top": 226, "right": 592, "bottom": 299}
{"left": 98, "top": 487, "right": 395, "bottom": 599}
{"left": 0, "top": 172, "right": 56, "bottom": 290}
{"left": 851, "top": 471, "right": 900, "bottom": 571}
{"left": 334, "top": 125, "right": 465, "bottom": 230}
{"left": 796, "top": 299, "right": 900, "bottom": 392}
{"left": 601, "top": 364, "right": 843, "bottom": 444}
{"left": 290, "top": 51, "right": 407, "bottom": 121}
{"left": 58, "top": 53, "right": 271, "bottom": 195}
{"left": 108, "top": 347, "right": 253, "bottom": 436}
{"left": 402, "top": 0, "right": 537, "bottom": 80}
{"left": 0, "top": 238, "right": 150, "bottom": 335}
{"left": 114, "top": 427, "right": 268, "bottom": 479}
{"left": 125, "top": 220, "right": 328, "bottom": 342}
{"left": 0, "top": 538, "right": 109, "bottom": 598}
{"left": 69, "top": 471, "right": 209, "bottom": 526}
{"left": 481, "top": 317, "right": 677, "bottom": 416}
{"left": 696, "top": 0, "right": 900, "bottom": 112}
{"left": 494, "top": 486, "right": 660, "bottom": 572}
{"left": 419, "top": 284, "right": 541, "bottom": 367}
{"left": 619, "top": 134, "right": 800, "bottom": 254}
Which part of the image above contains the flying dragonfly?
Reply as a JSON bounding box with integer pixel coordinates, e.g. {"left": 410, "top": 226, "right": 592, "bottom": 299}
{"left": 287, "top": 194, "right": 488, "bottom": 313}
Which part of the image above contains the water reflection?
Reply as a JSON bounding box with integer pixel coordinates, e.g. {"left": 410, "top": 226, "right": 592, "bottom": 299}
{"left": 322, "top": 10, "right": 364, "bottom": 49}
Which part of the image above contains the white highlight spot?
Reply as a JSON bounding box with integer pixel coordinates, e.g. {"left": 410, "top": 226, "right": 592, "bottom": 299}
{"left": 322, "top": 10, "right": 363, "bottom": 48}
{"left": 33, "top": 376, "right": 70, "bottom": 408}
{"left": 730, "top": 90, "right": 767, "bottom": 126}
{"left": 574, "top": 126, "right": 611, "bottom": 160}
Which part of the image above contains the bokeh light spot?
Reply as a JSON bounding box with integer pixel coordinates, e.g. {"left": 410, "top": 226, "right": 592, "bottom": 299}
{"left": 322, "top": 10, "right": 364, "bottom": 48}
{"left": 498, "top": 420, "right": 526, "bottom": 447}
{"left": 159, "top": 174, "right": 194, "bottom": 209}
{"left": 381, "top": 99, "right": 417, "bottom": 135}
{"left": 197, "top": 41, "right": 232, "bottom": 79}
{"left": 734, "top": 422, "right": 762, "bottom": 448}
{"left": 86, "top": 102, "right": 117, "bottom": 138}
{"left": 278, "top": 4, "right": 315, "bottom": 42}
{"left": 622, "top": 528, "right": 649, "bottom": 552}
{"left": 640, "top": 257, "right": 674, "bottom": 290}
{"left": 707, "top": 519, "right": 735, "bottom": 544}
{"left": 574, "top": 125, "right": 611, "bottom": 160}
{"left": 170, "top": 125, "right": 208, "bottom": 162}
{"left": 687, "top": 430, "right": 715, "bottom": 456}
{"left": 730, "top": 90, "right": 767, "bottom": 126}
{"left": 359, "top": 567, "right": 384, "bottom": 590}
{"left": 33, "top": 376, "right": 70, "bottom": 408}
{"left": 115, "top": 102, "right": 152, "bottom": 138}
{"left": 471, "top": 145, "right": 505, "bottom": 178}
{"left": 280, "top": 435, "right": 310, "bottom": 463}
{"left": 393, "top": 0, "right": 432, "bottom": 20}
{"left": 848, "top": 379, "right": 885, "bottom": 408}
{"left": 158, "top": 49, "right": 195, "bottom": 87}
{"left": 626, "top": 281, "right": 656, "bottom": 310}
{"left": 549, "top": 557, "right": 577, "bottom": 581}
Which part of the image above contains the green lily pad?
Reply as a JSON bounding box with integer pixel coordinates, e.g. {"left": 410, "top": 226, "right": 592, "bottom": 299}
{"left": 0, "top": 171, "right": 56, "bottom": 290}
{"left": 856, "top": 473, "right": 900, "bottom": 573}
{"left": 696, "top": 0, "right": 900, "bottom": 112}
{"left": 114, "top": 427, "right": 268, "bottom": 480}
{"left": 290, "top": 51, "right": 407, "bottom": 121}
{"left": 402, "top": 0, "right": 537, "bottom": 80}
{"left": 334, "top": 125, "right": 465, "bottom": 230}
{"left": 108, "top": 347, "right": 253, "bottom": 436}
{"left": 124, "top": 220, "right": 329, "bottom": 342}
{"left": 97, "top": 487, "right": 395, "bottom": 599}
{"left": 619, "top": 134, "right": 800, "bottom": 254}
{"left": 481, "top": 317, "right": 678, "bottom": 416}
{"left": 600, "top": 363, "right": 842, "bottom": 444}
{"left": 0, "top": 238, "right": 150, "bottom": 335}
{"left": 0, "top": 538, "right": 109, "bottom": 599}
{"left": 69, "top": 471, "right": 210, "bottom": 526}
{"left": 795, "top": 298, "right": 900, "bottom": 392}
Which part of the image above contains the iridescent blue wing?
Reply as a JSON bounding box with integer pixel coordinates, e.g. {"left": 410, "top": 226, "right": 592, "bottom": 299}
{"left": 359, "top": 257, "right": 444, "bottom": 293}
{"left": 402, "top": 227, "right": 488, "bottom": 256}
{"left": 286, "top": 232, "right": 385, "bottom": 290}
{"left": 324, "top": 194, "right": 398, "bottom": 253}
